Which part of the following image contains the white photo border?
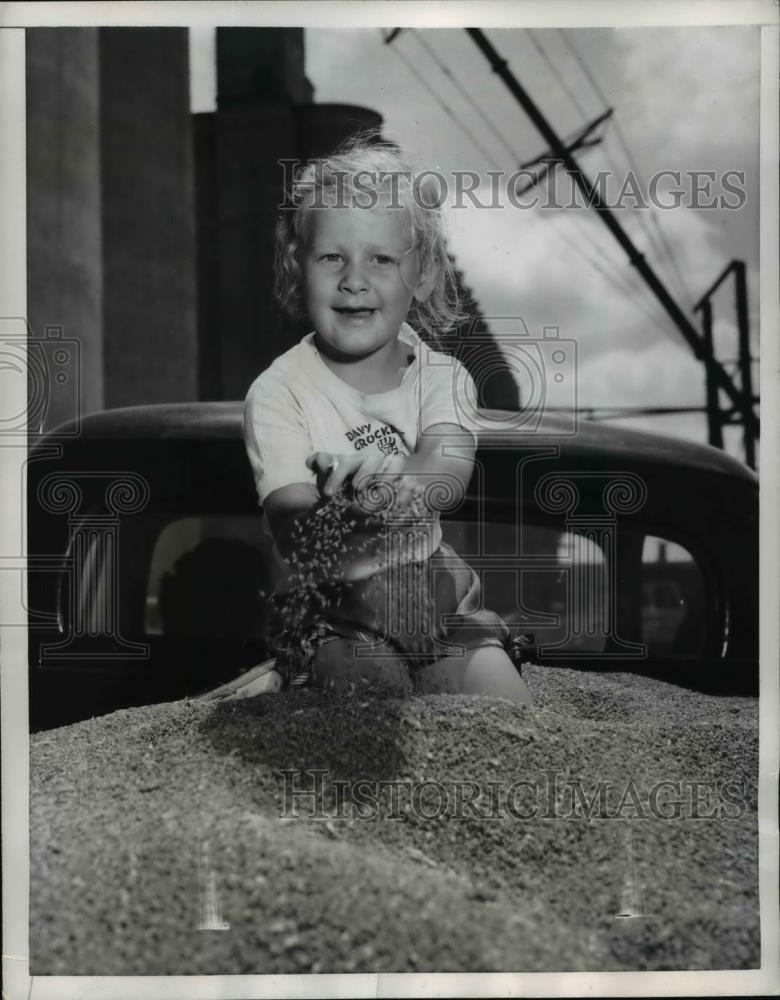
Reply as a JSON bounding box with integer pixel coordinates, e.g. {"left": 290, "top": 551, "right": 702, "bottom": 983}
{"left": 1, "top": 3, "right": 778, "bottom": 999}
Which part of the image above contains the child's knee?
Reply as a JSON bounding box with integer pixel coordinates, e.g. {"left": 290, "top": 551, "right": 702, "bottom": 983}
{"left": 312, "top": 638, "right": 412, "bottom": 696}
{"left": 465, "top": 646, "right": 533, "bottom": 704}
{"left": 415, "top": 644, "right": 532, "bottom": 705}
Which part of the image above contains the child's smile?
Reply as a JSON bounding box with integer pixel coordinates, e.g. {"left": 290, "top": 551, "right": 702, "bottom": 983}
{"left": 302, "top": 204, "right": 430, "bottom": 367}
{"left": 333, "top": 305, "right": 378, "bottom": 321}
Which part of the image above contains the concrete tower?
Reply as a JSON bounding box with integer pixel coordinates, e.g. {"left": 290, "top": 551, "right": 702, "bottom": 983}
{"left": 26, "top": 28, "right": 198, "bottom": 428}
{"left": 194, "top": 28, "right": 383, "bottom": 400}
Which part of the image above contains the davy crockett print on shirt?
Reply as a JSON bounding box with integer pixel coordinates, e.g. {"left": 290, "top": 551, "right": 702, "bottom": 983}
{"left": 345, "top": 422, "right": 407, "bottom": 456}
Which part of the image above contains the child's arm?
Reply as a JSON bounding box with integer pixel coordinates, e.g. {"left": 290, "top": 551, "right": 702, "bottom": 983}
{"left": 262, "top": 482, "right": 320, "bottom": 559}
{"left": 400, "top": 421, "right": 476, "bottom": 505}
{"left": 264, "top": 451, "right": 392, "bottom": 563}
{"left": 264, "top": 473, "right": 391, "bottom": 583}
{"left": 244, "top": 374, "right": 322, "bottom": 560}
{"left": 310, "top": 422, "right": 475, "bottom": 515}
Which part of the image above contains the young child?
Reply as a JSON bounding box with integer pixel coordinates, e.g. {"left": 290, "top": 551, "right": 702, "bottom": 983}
{"left": 243, "top": 137, "right": 531, "bottom": 705}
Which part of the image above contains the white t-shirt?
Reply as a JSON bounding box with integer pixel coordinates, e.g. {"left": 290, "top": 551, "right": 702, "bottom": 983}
{"left": 243, "top": 323, "right": 477, "bottom": 576}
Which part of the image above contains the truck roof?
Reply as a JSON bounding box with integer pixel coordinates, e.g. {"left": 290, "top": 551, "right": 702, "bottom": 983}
{"left": 41, "top": 402, "right": 756, "bottom": 483}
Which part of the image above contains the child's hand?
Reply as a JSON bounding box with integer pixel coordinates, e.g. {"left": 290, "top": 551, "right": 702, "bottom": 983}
{"left": 306, "top": 451, "right": 414, "bottom": 512}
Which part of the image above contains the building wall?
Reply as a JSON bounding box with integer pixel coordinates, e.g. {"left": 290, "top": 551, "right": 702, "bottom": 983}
{"left": 216, "top": 28, "right": 314, "bottom": 107}
{"left": 26, "top": 28, "right": 104, "bottom": 427}
{"left": 26, "top": 27, "right": 198, "bottom": 427}
{"left": 195, "top": 28, "right": 385, "bottom": 400}
{"left": 294, "top": 103, "right": 382, "bottom": 162}
{"left": 193, "top": 113, "right": 221, "bottom": 399}
{"left": 26, "top": 26, "right": 518, "bottom": 423}
{"left": 100, "top": 28, "right": 197, "bottom": 409}
{"left": 212, "top": 103, "right": 297, "bottom": 400}
{"left": 196, "top": 27, "right": 518, "bottom": 407}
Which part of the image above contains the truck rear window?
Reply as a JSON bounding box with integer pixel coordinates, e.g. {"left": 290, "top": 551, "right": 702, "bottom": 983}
{"left": 137, "top": 516, "right": 705, "bottom": 658}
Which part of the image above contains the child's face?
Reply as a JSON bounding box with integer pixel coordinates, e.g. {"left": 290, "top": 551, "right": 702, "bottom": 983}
{"left": 301, "top": 203, "right": 430, "bottom": 359}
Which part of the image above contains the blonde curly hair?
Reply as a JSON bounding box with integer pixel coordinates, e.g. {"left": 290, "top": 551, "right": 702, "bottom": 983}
{"left": 274, "top": 132, "right": 466, "bottom": 343}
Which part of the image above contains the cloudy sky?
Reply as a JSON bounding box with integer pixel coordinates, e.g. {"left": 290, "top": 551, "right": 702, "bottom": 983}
{"left": 192, "top": 24, "right": 761, "bottom": 454}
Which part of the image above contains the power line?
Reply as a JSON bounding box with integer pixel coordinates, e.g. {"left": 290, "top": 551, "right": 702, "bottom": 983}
{"left": 542, "top": 212, "right": 680, "bottom": 340}
{"left": 382, "top": 31, "right": 647, "bottom": 311}
{"left": 381, "top": 28, "right": 682, "bottom": 342}
{"left": 399, "top": 33, "right": 679, "bottom": 335}
{"left": 556, "top": 29, "right": 610, "bottom": 111}
{"left": 548, "top": 405, "right": 711, "bottom": 415}
{"left": 525, "top": 28, "right": 590, "bottom": 122}
{"left": 466, "top": 26, "right": 757, "bottom": 445}
{"left": 548, "top": 406, "right": 714, "bottom": 425}
{"left": 525, "top": 28, "right": 693, "bottom": 316}
{"left": 553, "top": 29, "right": 691, "bottom": 308}
{"left": 381, "top": 29, "right": 503, "bottom": 170}
{"left": 554, "top": 30, "right": 692, "bottom": 308}
{"left": 609, "top": 124, "right": 696, "bottom": 313}
{"left": 529, "top": 190, "right": 680, "bottom": 337}
{"left": 409, "top": 30, "right": 519, "bottom": 164}
{"left": 557, "top": 29, "right": 696, "bottom": 312}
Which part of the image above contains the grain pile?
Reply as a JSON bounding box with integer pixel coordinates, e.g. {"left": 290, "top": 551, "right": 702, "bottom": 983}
{"left": 30, "top": 664, "right": 759, "bottom": 974}
{"left": 266, "top": 485, "right": 437, "bottom": 680}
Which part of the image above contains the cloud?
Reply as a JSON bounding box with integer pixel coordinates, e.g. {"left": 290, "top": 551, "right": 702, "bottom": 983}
{"left": 189, "top": 27, "right": 216, "bottom": 113}
{"left": 443, "top": 188, "right": 718, "bottom": 359}
{"left": 184, "top": 25, "right": 759, "bottom": 462}
{"left": 301, "top": 26, "right": 759, "bottom": 439}
{"left": 569, "top": 341, "right": 712, "bottom": 452}
{"left": 577, "top": 341, "right": 705, "bottom": 408}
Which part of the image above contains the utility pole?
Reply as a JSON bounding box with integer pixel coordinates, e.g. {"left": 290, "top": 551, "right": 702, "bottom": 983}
{"left": 697, "top": 298, "right": 725, "bottom": 451}
{"left": 515, "top": 107, "right": 613, "bottom": 196}
{"left": 464, "top": 28, "right": 759, "bottom": 452}
{"left": 693, "top": 259, "right": 757, "bottom": 468}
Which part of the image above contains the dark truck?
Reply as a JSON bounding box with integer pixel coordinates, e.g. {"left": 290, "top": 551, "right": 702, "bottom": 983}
{"left": 27, "top": 403, "right": 758, "bottom": 731}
